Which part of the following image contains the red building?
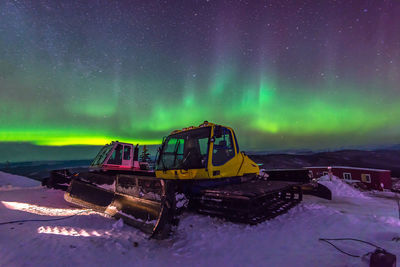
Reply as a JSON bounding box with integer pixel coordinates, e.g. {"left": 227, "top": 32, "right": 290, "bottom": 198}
{"left": 306, "top": 166, "right": 392, "bottom": 190}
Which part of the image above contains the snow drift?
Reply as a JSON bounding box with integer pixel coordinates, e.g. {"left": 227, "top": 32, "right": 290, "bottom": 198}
{"left": 0, "top": 171, "right": 41, "bottom": 190}
{"left": 318, "top": 174, "right": 369, "bottom": 199}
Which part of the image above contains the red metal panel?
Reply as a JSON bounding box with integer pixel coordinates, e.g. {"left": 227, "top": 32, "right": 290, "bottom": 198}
{"left": 378, "top": 172, "right": 392, "bottom": 190}
{"left": 306, "top": 167, "right": 392, "bottom": 190}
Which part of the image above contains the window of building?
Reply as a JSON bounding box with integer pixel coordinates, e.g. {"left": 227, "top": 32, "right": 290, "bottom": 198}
{"left": 361, "top": 174, "right": 371, "bottom": 183}
{"left": 343, "top": 172, "right": 352, "bottom": 180}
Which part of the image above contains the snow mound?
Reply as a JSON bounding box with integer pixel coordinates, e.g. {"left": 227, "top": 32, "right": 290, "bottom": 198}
{"left": 0, "top": 171, "right": 41, "bottom": 190}
{"left": 318, "top": 174, "right": 369, "bottom": 199}
{"left": 368, "top": 190, "right": 400, "bottom": 200}
{"left": 112, "top": 218, "right": 124, "bottom": 229}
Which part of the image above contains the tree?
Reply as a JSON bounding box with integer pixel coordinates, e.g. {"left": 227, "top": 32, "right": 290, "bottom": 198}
{"left": 140, "top": 145, "right": 150, "bottom": 162}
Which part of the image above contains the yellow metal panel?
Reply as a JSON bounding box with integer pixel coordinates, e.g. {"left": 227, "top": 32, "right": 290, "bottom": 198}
{"left": 155, "top": 168, "right": 210, "bottom": 180}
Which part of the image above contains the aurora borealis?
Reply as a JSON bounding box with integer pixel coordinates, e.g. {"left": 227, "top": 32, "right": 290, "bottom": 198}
{"left": 1, "top": 0, "right": 400, "bottom": 157}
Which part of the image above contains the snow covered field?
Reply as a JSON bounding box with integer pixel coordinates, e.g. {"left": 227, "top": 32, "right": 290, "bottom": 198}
{"left": 0, "top": 171, "right": 399, "bottom": 267}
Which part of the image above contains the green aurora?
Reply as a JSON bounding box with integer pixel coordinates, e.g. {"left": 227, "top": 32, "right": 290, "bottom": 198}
{"left": 1, "top": 67, "right": 399, "bottom": 149}
{"left": 0, "top": 1, "right": 399, "bottom": 154}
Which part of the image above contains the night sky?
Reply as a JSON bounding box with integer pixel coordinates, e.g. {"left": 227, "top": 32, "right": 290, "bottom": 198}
{"left": 1, "top": 0, "right": 400, "bottom": 154}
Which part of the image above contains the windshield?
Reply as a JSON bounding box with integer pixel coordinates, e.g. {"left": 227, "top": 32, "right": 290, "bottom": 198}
{"left": 156, "top": 127, "right": 211, "bottom": 170}
{"left": 91, "top": 144, "right": 113, "bottom": 166}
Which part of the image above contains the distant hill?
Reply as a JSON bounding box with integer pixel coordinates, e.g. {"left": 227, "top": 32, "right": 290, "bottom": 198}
{"left": 1, "top": 149, "right": 400, "bottom": 181}
{"left": 0, "top": 160, "right": 91, "bottom": 181}
{"left": 249, "top": 149, "right": 400, "bottom": 177}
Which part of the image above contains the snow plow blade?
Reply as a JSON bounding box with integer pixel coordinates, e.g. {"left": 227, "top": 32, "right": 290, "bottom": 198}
{"left": 42, "top": 169, "right": 75, "bottom": 191}
{"left": 301, "top": 183, "right": 332, "bottom": 200}
{"left": 64, "top": 173, "right": 177, "bottom": 239}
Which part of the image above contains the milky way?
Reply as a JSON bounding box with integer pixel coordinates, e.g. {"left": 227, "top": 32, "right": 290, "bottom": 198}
{"left": 0, "top": 0, "right": 399, "bottom": 150}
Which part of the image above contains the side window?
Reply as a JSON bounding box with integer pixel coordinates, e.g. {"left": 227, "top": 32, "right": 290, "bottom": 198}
{"left": 123, "top": 145, "right": 131, "bottom": 160}
{"left": 107, "top": 144, "right": 123, "bottom": 165}
{"left": 212, "top": 127, "right": 235, "bottom": 166}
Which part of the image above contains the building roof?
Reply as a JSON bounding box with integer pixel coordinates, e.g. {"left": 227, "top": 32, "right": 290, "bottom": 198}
{"left": 306, "top": 166, "right": 390, "bottom": 172}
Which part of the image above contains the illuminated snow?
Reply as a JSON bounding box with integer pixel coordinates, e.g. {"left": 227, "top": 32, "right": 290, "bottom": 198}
{"left": 0, "top": 172, "right": 399, "bottom": 266}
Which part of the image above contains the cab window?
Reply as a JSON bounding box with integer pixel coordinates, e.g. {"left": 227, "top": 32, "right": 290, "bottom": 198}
{"left": 123, "top": 145, "right": 131, "bottom": 160}
{"left": 107, "top": 144, "right": 123, "bottom": 165}
{"left": 163, "top": 137, "right": 185, "bottom": 168}
{"left": 156, "top": 127, "right": 211, "bottom": 170}
{"left": 212, "top": 127, "right": 235, "bottom": 166}
{"left": 91, "top": 144, "right": 113, "bottom": 166}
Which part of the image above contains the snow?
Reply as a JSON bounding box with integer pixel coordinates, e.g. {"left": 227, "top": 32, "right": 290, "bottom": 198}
{"left": 368, "top": 190, "right": 400, "bottom": 200}
{"left": 0, "top": 172, "right": 399, "bottom": 267}
{"left": 175, "top": 193, "right": 188, "bottom": 208}
{"left": 112, "top": 209, "right": 157, "bottom": 225}
{"left": 392, "top": 178, "right": 400, "bottom": 191}
{"left": 318, "top": 174, "right": 369, "bottom": 199}
{"left": 308, "top": 166, "right": 390, "bottom": 172}
{"left": 0, "top": 171, "right": 41, "bottom": 190}
{"left": 112, "top": 219, "right": 124, "bottom": 229}
{"left": 97, "top": 181, "right": 115, "bottom": 191}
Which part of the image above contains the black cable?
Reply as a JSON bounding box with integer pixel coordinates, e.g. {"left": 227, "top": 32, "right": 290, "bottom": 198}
{"left": 320, "top": 238, "right": 382, "bottom": 249}
{"left": 319, "top": 239, "right": 360, "bottom": 257}
{"left": 0, "top": 210, "right": 91, "bottom": 226}
{"left": 319, "top": 238, "right": 384, "bottom": 258}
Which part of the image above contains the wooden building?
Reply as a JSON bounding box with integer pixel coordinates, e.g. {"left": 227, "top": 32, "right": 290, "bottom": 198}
{"left": 307, "top": 166, "right": 392, "bottom": 190}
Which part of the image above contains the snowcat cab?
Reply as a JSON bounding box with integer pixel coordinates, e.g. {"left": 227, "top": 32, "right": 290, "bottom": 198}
{"left": 155, "top": 121, "right": 259, "bottom": 180}
{"left": 90, "top": 141, "right": 150, "bottom": 172}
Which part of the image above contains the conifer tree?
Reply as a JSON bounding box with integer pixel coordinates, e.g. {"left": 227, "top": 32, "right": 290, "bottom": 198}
{"left": 140, "top": 145, "right": 150, "bottom": 162}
